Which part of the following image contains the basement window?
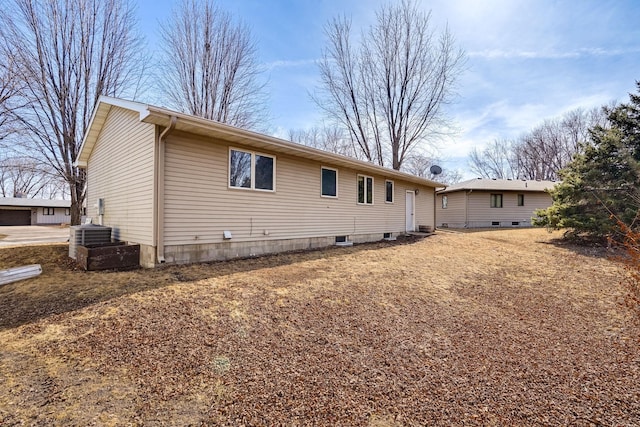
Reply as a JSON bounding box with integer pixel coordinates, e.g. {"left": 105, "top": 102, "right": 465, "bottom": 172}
{"left": 229, "top": 148, "right": 275, "bottom": 191}
{"left": 512, "top": 221, "right": 520, "bottom": 226}
{"left": 491, "top": 221, "right": 500, "bottom": 226}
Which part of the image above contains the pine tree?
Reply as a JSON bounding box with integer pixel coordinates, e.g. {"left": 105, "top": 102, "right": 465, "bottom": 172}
{"left": 534, "top": 82, "right": 640, "bottom": 240}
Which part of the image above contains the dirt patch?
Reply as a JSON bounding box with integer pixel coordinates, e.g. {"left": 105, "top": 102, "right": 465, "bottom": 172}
{"left": 0, "top": 229, "right": 638, "bottom": 425}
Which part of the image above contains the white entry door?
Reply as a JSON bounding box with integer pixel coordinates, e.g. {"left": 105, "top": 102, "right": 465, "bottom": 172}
{"left": 405, "top": 191, "right": 415, "bottom": 232}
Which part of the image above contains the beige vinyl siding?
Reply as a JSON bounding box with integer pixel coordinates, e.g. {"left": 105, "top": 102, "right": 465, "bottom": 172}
{"left": 163, "top": 132, "right": 434, "bottom": 245}
{"left": 467, "top": 191, "right": 552, "bottom": 226}
{"left": 436, "top": 192, "right": 467, "bottom": 227}
{"left": 414, "top": 188, "right": 435, "bottom": 230}
{"left": 86, "top": 106, "right": 156, "bottom": 245}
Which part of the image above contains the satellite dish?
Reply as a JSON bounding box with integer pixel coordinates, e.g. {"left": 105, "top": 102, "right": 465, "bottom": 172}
{"left": 429, "top": 165, "right": 443, "bottom": 175}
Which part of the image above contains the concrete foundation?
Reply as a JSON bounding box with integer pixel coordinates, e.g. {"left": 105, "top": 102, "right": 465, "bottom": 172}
{"left": 162, "top": 232, "right": 397, "bottom": 265}
{"left": 139, "top": 244, "right": 158, "bottom": 268}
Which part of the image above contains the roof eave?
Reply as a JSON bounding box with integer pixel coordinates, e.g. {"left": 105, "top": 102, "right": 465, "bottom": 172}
{"left": 75, "top": 96, "right": 150, "bottom": 168}
{"left": 142, "top": 107, "right": 445, "bottom": 188}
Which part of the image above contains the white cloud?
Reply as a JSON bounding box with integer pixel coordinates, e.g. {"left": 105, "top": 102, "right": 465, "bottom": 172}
{"left": 263, "top": 58, "right": 319, "bottom": 71}
{"left": 468, "top": 47, "right": 640, "bottom": 60}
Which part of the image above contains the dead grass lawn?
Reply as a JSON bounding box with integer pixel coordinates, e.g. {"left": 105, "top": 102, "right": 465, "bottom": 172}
{"left": 0, "top": 229, "right": 638, "bottom": 426}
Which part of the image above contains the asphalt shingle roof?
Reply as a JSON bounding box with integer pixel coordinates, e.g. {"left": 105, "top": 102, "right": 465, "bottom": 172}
{"left": 437, "top": 178, "right": 557, "bottom": 194}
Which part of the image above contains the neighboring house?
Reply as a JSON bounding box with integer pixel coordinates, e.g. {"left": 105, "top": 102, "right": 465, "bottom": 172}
{"left": 436, "top": 178, "right": 556, "bottom": 228}
{"left": 75, "top": 96, "right": 443, "bottom": 267}
{"left": 0, "top": 197, "right": 71, "bottom": 226}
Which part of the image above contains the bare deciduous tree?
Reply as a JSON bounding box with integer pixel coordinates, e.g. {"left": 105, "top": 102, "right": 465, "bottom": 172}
{"left": 403, "top": 153, "right": 463, "bottom": 184}
{"left": 0, "top": 155, "right": 66, "bottom": 199}
{"left": 0, "top": 55, "right": 24, "bottom": 143}
{"left": 160, "top": 0, "right": 267, "bottom": 130}
{"left": 314, "top": 0, "right": 465, "bottom": 170}
{"left": 469, "top": 107, "right": 608, "bottom": 181}
{"left": 0, "top": 0, "right": 144, "bottom": 224}
{"left": 288, "top": 126, "right": 359, "bottom": 158}
{"left": 468, "top": 139, "right": 518, "bottom": 179}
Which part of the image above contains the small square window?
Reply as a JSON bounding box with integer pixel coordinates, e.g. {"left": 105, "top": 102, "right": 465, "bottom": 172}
{"left": 385, "top": 180, "right": 394, "bottom": 203}
{"left": 321, "top": 167, "right": 337, "bottom": 197}
{"left": 490, "top": 194, "right": 503, "bottom": 208}
{"left": 517, "top": 194, "right": 524, "bottom": 206}
{"left": 442, "top": 195, "right": 448, "bottom": 209}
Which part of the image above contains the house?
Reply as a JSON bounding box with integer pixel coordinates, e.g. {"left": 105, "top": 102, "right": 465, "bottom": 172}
{"left": 75, "top": 96, "right": 443, "bottom": 267}
{"left": 0, "top": 197, "right": 71, "bottom": 226}
{"left": 436, "top": 178, "right": 556, "bottom": 228}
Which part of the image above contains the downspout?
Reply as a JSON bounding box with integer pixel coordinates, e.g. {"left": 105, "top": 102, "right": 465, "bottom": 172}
{"left": 465, "top": 189, "right": 472, "bottom": 228}
{"left": 156, "top": 115, "right": 177, "bottom": 264}
{"left": 435, "top": 186, "right": 447, "bottom": 230}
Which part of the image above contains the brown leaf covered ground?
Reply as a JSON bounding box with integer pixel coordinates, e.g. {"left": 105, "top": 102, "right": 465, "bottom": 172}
{"left": 0, "top": 229, "right": 638, "bottom": 426}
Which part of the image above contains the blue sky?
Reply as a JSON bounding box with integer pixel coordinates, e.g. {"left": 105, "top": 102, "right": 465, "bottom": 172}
{"left": 136, "top": 0, "right": 640, "bottom": 177}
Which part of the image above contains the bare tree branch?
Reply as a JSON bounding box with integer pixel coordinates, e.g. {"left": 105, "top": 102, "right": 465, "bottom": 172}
{"left": 403, "top": 153, "right": 462, "bottom": 184}
{"left": 159, "top": 0, "right": 268, "bottom": 130}
{"left": 288, "top": 125, "right": 360, "bottom": 159}
{"left": 314, "top": 0, "right": 465, "bottom": 170}
{"left": 469, "top": 107, "right": 609, "bottom": 181}
{"left": 0, "top": 0, "right": 144, "bottom": 224}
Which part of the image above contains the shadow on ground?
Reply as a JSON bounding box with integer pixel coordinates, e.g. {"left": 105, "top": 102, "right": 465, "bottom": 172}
{"left": 0, "top": 235, "right": 427, "bottom": 331}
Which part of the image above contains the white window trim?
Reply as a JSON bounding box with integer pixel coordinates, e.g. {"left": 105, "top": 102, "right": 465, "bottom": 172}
{"left": 228, "top": 147, "right": 276, "bottom": 192}
{"left": 357, "top": 174, "right": 374, "bottom": 205}
{"left": 385, "top": 179, "right": 394, "bottom": 204}
{"left": 442, "top": 195, "right": 448, "bottom": 209}
{"left": 320, "top": 166, "right": 338, "bottom": 198}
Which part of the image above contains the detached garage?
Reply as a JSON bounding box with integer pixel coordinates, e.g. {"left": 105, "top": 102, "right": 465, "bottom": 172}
{"left": 0, "top": 208, "right": 31, "bottom": 226}
{"left": 0, "top": 198, "right": 72, "bottom": 226}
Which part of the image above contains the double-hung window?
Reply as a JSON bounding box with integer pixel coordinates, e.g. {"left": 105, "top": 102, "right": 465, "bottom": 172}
{"left": 43, "top": 207, "right": 54, "bottom": 215}
{"left": 517, "top": 194, "right": 525, "bottom": 206}
{"left": 357, "top": 175, "right": 373, "bottom": 205}
{"left": 442, "top": 195, "right": 448, "bottom": 209}
{"left": 229, "top": 148, "right": 275, "bottom": 191}
{"left": 321, "top": 167, "right": 337, "bottom": 197}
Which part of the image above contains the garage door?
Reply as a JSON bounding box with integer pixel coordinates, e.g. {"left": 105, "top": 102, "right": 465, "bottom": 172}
{"left": 0, "top": 209, "right": 31, "bottom": 225}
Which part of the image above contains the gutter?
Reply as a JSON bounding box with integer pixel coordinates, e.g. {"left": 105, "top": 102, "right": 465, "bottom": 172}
{"left": 156, "top": 115, "right": 177, "bottom": 264}
{"left": 465, "top": 189, "right": 472, "bottom": 228}
{"left": 434, "top": 185, "right": 447, "bottom": 229}
{"left": 140, "top": 107, "right": 445, "bottom": 189}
